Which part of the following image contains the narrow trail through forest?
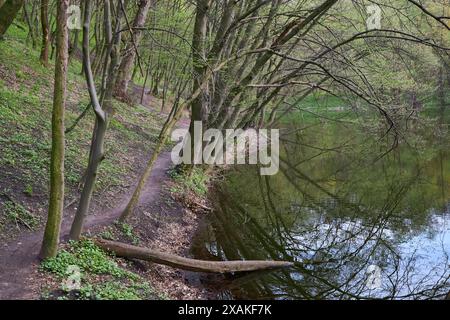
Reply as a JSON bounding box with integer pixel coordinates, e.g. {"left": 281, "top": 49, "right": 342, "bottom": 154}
{"left": 0, "top": 151, "right": 173, "bottom": 299}
{"left": 0, "top": 88, "right": 185, "bottom": 300}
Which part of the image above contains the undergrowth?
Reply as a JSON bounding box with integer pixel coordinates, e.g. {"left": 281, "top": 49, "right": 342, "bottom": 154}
{"left": 169, "top": 166, "right": 209, "bottom": 196}
{"left": 40, "top": 240, "right": 156, "bottom": 300}
{"left": 0, "top": 24, "right": 164, "bottom": 240}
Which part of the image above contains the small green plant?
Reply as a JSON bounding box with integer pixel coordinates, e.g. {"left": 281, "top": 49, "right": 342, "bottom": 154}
{"left": 40, "top": 240, "right": 137, "bottom": 279}
{"left": 40, "top": 288, "right": 52, "bottom": 300}
{"left": 115, "top": 222, "right": 140, "bottom": 245}
{"left": 41, "top": 278, "right": 155, "bottom": 300}
{"left": 15, "top": 69, "right": 26, "bottom": 80}
{"left": 40, "top": 240, "right": 156, "bottom": 300}
{"left": 99, "top": 227, "right": 117, "bottom": 241}
{"left": 23, "top": 184, "right": 33, "bottom": 196}
{"left": 90, "top": 281, "right": 152, "bottom": 300}
{"left": 169, "top": 166, "right": 209, "bottom": 196}
{"left": 169, "top": 185, "right": 183, "bottom": 194}
{"left": 120, "top": 222, "right": 133, "bottom": 237}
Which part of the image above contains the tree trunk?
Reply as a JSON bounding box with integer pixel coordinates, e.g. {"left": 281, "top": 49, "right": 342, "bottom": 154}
{"left": 23, "top": 3, "right": 36, "bottom": 46}
{"left": 39, "top": 0, "right": 49, "bottom": 65}
{"left": 69, "top": 0, "right": 123, "bottom": 240}
{"left": 39, "top": 0, "right": 69, "bottom": 259}
{"left": 101, "top": 0, "right": 123, "bottom": 115}
{"left": 114, "top": 0, "right": 153, "bottom": 98}
{"left": 94, "top": 239, "right": 294, "bottom": 273}
{"left": 69, "top": 0, "right": 108, "bottom": 240}
{"left": 0, "top": 0, "right": 25, "bottom": 36}
{"left": 69, "top": 28, "right": 80, "bottom": 62}
{"left": 188, "top": 0, "right": 210, "bottom": 165}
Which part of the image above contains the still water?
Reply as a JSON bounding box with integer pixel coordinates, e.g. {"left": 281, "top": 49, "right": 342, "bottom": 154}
{"left": 191, "top": 118, "right": 450, "bottom": 299}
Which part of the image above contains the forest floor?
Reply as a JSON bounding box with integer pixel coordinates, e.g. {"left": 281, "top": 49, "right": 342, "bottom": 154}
{"left": 0, "top": 25, "right": 215, "bottom": 300}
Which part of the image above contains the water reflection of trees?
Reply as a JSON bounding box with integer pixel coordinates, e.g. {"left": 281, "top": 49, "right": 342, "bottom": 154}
{"left": 192, "top": 124, "right": 450, "bottom": 300}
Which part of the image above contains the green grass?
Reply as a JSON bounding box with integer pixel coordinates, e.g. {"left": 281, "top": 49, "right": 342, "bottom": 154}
{"left": 0, "top": 23, "right": 164, "bottom": 235}
{"left": 0, "top": 24, "right": 168, "bottom": 300}
{"left": 169, "top": 166, "right": 209, "bottom": 196}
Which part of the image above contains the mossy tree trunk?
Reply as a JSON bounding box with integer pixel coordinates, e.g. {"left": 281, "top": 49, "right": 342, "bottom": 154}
{"left": 0, "top": 0, "right": 25, "bottom": 36}
{"left": 39, "top": 0, "right": 69, "bottom": 259}
{"left": 39, "top": 0, "right": 49, "bottom": 65}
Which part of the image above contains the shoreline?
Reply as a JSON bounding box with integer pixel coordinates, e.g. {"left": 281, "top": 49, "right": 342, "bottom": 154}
{"left": 122, "top": 169, "right": 217, "bottom": 300}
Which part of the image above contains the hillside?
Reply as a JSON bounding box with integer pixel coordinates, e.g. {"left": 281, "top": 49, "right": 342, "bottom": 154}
{"left": 0, "top": 24, "right": 207, "bottom": 300}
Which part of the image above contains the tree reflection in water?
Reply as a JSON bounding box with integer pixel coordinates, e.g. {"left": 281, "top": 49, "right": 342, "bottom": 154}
{"left": 191, "top": 121, "right": 450, "bottom": 300}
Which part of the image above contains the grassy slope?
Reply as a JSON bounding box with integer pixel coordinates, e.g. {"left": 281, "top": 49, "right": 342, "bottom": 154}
{"left": 0, "top": 24, "right": 164, "bottom": 241}
{"left": 0, "top": 24, "right": 208, "bottom": 301}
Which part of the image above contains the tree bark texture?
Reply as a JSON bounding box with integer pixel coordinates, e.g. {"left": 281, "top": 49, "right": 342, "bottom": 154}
{"left": 40, "top": 0, "right": 69, "bottom": 259}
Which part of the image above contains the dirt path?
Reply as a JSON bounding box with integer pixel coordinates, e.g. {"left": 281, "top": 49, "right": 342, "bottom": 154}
{"left": 0, "top": 81, "right": 195, "bottom": 300}
{"left": 0, "top": 149, "right": 175, "bottom": 299}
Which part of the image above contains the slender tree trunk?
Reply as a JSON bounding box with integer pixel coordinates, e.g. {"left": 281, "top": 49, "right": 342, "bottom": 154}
{"left": 69, "top": 29, "right": 79, "bottom": 62}
{"left": 39, "top": 0, "right": 69, "bottom": 259}
{"left": 118, "top": 61, "right": 220, "bottom": 222}
{"left": 69, "top": 0, "right": 108, "bottom": 241}
{"left": 69, "top": 0, "right": 105, "bottom": 240}
{"left": 27, "top": 0, "right": 39, "bottom": 48}
{"left": 39, "top": 0, "right": 49, "bottom": 65}
{"left": 140, "top": 54, "right": 151, "bottom": 104}
{"left": 119, "top": 123, "right": 170, "bottom": 222}
{"left": 49, "top": 20, "right": 56, "bottom": 59}
{"left": 0, "top": 0, "right": 25, "bottom": 36}
{"left": 69, "top": 0, "right": 123, "bottom": 240}
{"left": 23, "top": 3, "right": 36, "bottom": 46}
{"left": 114, "top": 0, "right": 153, "bottom": 98}
{"left": 102, "top": 0, "right": 123, "bottom": 114}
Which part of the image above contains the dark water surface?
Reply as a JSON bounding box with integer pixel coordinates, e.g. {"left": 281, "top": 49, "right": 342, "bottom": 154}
{"left": 191, "top": 120, "right": 450, "bottom": 299}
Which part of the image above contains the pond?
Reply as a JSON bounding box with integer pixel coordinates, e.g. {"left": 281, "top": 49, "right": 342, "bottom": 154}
{"left": 191, "top": 117, "right": 450, "bottom": 299}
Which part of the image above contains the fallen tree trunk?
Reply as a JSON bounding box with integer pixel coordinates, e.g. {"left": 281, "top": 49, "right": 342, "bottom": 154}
{"left": 94, "top": 238, "right": 294, "bottom": 273}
